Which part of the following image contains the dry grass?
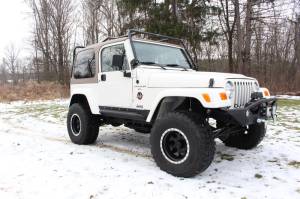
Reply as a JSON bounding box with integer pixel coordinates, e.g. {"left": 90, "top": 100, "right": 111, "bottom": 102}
{"left": 0, "top": 81, "right": 69, "bottom": 102}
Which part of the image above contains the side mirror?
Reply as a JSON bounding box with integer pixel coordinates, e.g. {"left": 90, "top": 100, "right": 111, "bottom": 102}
{"left": 112, "top": 55, "right": 124, "bottom": 70}
{"left": 130, "top": 59, "right": 139, "bottom": 67}
{"left": 123, "top": 71, "right": 131, "bottom": 78}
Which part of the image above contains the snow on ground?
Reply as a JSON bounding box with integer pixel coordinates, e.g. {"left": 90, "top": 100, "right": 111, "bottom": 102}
{"left": 276, "top": 95, "right": 300, "bottom": 100}
{"left": 0, "top": 99, "right": 299, "bottom": 199}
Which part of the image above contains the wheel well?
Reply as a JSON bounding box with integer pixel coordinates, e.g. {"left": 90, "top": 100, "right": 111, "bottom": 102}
{"left": 150, "top": 97, "right": 206, "bottom": 123}
{"left": 70, "top": 94, "right": 91, "bottom": 113}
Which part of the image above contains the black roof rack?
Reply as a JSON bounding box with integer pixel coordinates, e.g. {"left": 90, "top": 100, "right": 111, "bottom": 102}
{"left": 101, "top": 36, "right": 118, "bottom": 42}
{"left": 128, "top": 29, "right": 183, "bottom": 43}
{"left": 72, "top": 30, "right": 196, "bottom": 70}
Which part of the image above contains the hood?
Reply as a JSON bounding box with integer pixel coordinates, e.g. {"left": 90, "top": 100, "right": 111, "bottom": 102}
{"left": 142, "top": 69, "right": 255, "bottom": 88}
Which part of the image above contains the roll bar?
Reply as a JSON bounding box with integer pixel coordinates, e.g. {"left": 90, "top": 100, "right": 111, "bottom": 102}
{"left": 71, "top": 46, "right": 85, "bottom": 76}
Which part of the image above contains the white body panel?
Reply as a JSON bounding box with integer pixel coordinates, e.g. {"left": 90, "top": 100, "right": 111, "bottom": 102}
{"left": 97, "top": 71, "right": 133, "bottom": 107}
{"left": 70, "top": 38, "right": 263, "bottom": 121}
{"left": 96, "top": 40, "right": 134, "bottom": 107}
{"left": 71, "top": 40, "right": 135, "bottom": 114}
{"left": 71, "top": 83, "right": 99, "bottom": 114}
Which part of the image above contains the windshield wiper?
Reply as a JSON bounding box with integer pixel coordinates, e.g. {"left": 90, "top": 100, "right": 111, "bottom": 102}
{"left": 166, "top": 64, "right": 188, "bottom": 71}
{"left": 140, "top": 62, "right": 166, "bottom": 70}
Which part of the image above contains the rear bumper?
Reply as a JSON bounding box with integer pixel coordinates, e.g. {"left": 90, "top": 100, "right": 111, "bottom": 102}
{"left": 211, "top": 97, "right": 277, "bottom": 126}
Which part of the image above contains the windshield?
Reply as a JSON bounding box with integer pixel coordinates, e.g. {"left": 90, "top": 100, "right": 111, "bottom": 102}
{"left": 133, "top": 41, "right": 191, "bottom": 69}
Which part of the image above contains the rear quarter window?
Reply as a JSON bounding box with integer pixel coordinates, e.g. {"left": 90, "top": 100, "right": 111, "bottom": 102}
{"left": 73, "top": 49, "right": 96, "bottom": 79}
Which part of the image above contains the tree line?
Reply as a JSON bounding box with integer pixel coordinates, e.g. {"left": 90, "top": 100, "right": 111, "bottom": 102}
{"left": 0, "top": 0, "right": 299, "bottom": 92}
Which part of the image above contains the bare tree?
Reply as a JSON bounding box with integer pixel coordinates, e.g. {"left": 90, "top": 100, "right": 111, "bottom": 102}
{"left": 81, "top": 0, "right": 103, "bottom": 45}
{"left": 28, "top": 0, "right": 74, "bottom": 84}
{"left": 293, "top": 14, "right": 300, "bottom": 71}
{"left": 218, "top": 0, "right": 237, "bottom": 72}
{"left": 3, "top": 44, "right": 20, "bottom": 85}
{"left": 29, "top": 0, "right": 52, "bottom": 80}
{"left": 33, "top": 33, "right": 41, "bottom": 83}
{"left": 0, "top": 60, "right": 8, "bottom": 84}
{"left": 48, "top": 0, "right": 73, "bottom": 84}
{"left": 243, "top": 0, "right": 253, "bottom": 74}
{"left": 234, "top": 0, "right": 243, "bottom": 73}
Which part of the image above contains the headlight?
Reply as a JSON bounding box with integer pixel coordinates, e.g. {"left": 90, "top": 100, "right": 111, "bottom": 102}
{"left": 254, "top": 82, "right": 260, "bottom": 92}
{"left": 225, "top": 81, "right": 234, "bottom": 99}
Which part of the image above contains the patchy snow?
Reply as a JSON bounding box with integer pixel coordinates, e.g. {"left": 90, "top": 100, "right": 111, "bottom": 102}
{"left": 0, "top": 99, "right": 299, "bottom": 199}
{"left": 276, "top": 95, "right": 300, "bottom": 100}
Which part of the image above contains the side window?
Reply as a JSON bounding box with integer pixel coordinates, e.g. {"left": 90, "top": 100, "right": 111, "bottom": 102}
{"left": 101, "top": 44, "right": 129, "bottom": 72}
{"left": 73, "top": 49, "right": 96, "bottom": 79}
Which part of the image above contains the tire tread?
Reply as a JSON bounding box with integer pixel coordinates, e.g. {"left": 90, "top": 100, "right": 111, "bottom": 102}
{"left": 150, "top": 111, "right": 215, "bottom": 177}
{"left": 67, "top": 103, "right": 99, "bottom": 145}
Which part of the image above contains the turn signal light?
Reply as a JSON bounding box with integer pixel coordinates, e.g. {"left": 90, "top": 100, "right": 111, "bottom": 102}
{"left": 264, "top": 89, "right": 270, "bottom": 96}
{"left": 202, "top": 93, "right": 211, "bottom": 103}
{"left": 219, "top": 92, "right": 228, "bottom": 100}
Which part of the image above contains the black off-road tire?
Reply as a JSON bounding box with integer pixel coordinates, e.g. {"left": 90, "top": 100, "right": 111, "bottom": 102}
{"left": 150, "top": 112, "right": 215, "bottom": 178}
{"left": 218, "top": 122, "right": 266, "bottom": 150}
{"left": 67, "top": 103, "right": 99, "bottom": 145}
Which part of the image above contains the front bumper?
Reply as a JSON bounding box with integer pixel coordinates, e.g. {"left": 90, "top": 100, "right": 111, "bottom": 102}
{"left": 211, "top": 97, "right": 277, "bottom": 126}
{"left": 227, "top": 98, "right": 277, "bottom": 126}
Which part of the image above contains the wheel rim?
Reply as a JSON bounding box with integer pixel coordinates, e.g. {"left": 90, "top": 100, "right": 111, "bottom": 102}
{"left": 70, "top": 114, "right": 81, "bottom": 136}
{"left": 160, "top": 128, "right": 190, "bottom": 164}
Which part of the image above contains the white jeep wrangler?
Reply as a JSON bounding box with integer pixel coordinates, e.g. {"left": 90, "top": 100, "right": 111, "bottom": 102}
{"left": 67, "top": 30, "right": 277, "bottom": 177}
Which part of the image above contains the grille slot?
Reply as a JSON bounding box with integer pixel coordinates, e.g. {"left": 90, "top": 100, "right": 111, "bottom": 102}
{"left": 231, "top": 80, "right": 255, "bottom": 108}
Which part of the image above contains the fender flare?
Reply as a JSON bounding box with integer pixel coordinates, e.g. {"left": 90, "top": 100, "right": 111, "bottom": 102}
{"left": 69, "top": 94, "right": 93, "bottom": 112}
{"left": 145, "top": 88, "right": 231, "bottom": 122}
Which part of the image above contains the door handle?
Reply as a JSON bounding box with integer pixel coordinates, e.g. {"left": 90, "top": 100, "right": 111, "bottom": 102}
{"left": 101, "top": 74, "right": 106, "bottom": 81}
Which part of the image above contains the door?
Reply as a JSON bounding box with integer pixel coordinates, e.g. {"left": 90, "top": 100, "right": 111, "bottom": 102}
{"left": 98, "top": 42, "right": 133, "bottom": 108}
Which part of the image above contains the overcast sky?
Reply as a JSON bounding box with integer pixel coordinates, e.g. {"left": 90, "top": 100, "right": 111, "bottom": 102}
{"left": 0, "top": 0, "right": 32, "bottom": 59}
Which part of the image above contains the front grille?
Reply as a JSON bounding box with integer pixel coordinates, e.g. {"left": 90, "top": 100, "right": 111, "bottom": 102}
{"left": 231, "top": 80, "right": 255, "bottom": 108}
